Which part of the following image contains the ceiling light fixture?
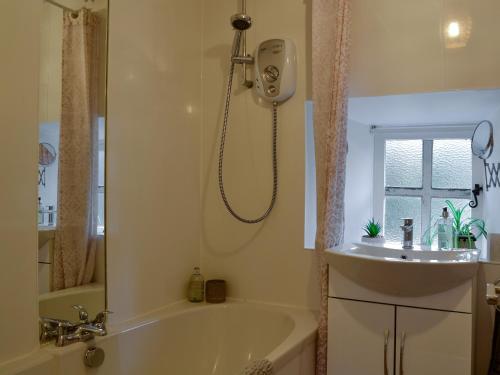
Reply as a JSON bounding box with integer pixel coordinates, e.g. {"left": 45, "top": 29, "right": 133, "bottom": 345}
{"left": 447, "top": 21, "right": 460, "bottom": 38}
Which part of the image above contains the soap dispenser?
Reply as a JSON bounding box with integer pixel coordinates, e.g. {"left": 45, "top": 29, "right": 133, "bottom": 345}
{"left": 437, "top": 207, "right": 453, "bottom": 250}
{"left": 188, "top": 267, "right": 205, "bottom": 303}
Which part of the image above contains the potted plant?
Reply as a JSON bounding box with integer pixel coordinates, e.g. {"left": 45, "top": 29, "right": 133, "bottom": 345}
{"left": 421, "top": 225, "right": 438, "bottom": 250}
{"left": 361, "top": 218, "right": 385, "bottom": 244}
{"left": 445, "top": 200, "right": 487, "bottom": 249}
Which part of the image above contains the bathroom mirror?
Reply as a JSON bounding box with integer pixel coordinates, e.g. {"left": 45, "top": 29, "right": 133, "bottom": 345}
{"left": 38, "top": 0, "right": 108, "bottom": 322}
{"left": 472, "top": 120, "right": 494, "bottom": 160}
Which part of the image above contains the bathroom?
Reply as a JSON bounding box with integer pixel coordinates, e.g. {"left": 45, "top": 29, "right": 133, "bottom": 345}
{"left": 2, "top": 0, "right": 500, "bottom": 374}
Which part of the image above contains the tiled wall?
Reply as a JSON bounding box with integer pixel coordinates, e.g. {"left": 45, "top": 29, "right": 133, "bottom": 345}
{"left": 349, "top": 0, "right": 500, "bottom": 97}
{"left": 106, "top": 0, "right": 203, "bottom": 323}
{"left": 200, "top": 0, "right": 319, "bottom": 309}
{"left": 0, "top": 0, "right": 41, "bottom": 364}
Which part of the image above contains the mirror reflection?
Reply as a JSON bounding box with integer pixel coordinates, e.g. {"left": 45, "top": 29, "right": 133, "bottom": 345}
{"left": 38, "top": 0, "right": 107, "bottom": 321}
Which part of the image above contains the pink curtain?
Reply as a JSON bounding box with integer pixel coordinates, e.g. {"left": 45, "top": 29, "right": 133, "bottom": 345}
{"left": 312, "top": 0, "right": 352, "bottom": 373}
{"left": 53, "top": 9, "right": 99, "bottom": 290}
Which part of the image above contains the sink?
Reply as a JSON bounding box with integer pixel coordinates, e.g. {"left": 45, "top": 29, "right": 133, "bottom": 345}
{"left": 326, "top": 243, "right": 479, "bottom": 296}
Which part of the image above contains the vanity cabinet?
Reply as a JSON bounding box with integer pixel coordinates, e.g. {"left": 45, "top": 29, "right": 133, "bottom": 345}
{"left": 328, "top": 298, "right": 472, "bottom": 375}
{"left": 395, "top": 306, "right": 472, "bottom": 375}
{"left": 328, "top": 298, "right": 395, "bottom": 374}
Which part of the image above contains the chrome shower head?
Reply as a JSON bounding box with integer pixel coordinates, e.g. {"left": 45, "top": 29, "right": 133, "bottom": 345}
{"left": 230, "top": 13, "right": 252, "bottom": 31}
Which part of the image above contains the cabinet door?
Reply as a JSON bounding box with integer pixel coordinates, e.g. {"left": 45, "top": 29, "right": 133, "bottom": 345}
{"left": 328, "top": 298, "right": 395, "bottom": 375}
{"left": 395, "top": 307, "right": 472, "bottom": 375}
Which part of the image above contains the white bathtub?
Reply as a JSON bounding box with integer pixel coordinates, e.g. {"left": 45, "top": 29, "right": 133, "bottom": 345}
{"left": 39, "top": 283, "right": 105, "bottom": 321}
{"left": 2, "top": 300, "right": 317, "bottom": 375}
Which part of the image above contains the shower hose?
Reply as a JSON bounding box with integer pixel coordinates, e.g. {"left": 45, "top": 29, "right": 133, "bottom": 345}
{"left": 218, "top": 61, "right": 278, "bottom": 224}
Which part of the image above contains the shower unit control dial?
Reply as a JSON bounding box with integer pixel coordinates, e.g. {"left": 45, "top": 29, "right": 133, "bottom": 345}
{"left": 254, "top": 39, "right": 297, "bottom": 102}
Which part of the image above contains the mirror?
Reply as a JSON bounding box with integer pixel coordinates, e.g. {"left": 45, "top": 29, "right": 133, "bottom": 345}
{"left": 472, "top": 120, "right": 494, "bottom": 160}
{"left": 39, "top": 143, "right": 57, "bottom": 166}
{"left": 38, "top": 0, "right": 108, "bottom": 322}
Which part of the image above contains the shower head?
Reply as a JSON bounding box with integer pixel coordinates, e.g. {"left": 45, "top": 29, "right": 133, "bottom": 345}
{"left": 230, "top": 13, "right": 252, "bottom": 31}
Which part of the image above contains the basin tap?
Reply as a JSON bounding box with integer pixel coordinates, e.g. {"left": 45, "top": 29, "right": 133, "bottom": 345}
{"left": 400, "top": 218, "right": 414, "bottom": 249}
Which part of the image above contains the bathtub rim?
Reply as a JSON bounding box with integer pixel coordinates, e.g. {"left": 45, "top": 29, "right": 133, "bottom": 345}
{"left": 38, "top": 283, "right": 104, "bottom": 302}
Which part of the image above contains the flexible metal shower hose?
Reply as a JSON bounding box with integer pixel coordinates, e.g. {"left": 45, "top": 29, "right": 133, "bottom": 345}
{"left": 218, "top": 61, "right": 278, "bottom": 224}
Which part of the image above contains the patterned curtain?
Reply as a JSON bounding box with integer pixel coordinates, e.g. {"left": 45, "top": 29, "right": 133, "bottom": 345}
{"left": 312, "top": 0, "right": 352, "bottom": 373}
{"left": 53, "top": 9, "right": 99, "bottom": 290}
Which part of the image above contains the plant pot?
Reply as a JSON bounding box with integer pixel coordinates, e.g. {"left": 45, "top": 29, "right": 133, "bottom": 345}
{"left": 361, "top": 235, "right": 385, "bottom": 245}
{"left": 456, "top": 235, "right": 477, "bottom": 249}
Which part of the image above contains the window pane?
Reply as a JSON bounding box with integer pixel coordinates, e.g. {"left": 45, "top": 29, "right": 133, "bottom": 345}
{"left": 384, "top": 196, "right": 421, "bottom": 244}
{"left": 431, "top": 198, "right": 471, "bottom": 224}
{"left": 385, "top": 140, "right": 423, "bottom": 188}
{"left": 432, "top": 139, "right": 472, "bottom": 189}
{"left": 429, "top": 198, "right": 471, "bottom": 246}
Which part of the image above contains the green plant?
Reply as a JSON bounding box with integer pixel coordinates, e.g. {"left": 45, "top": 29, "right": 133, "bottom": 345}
{"left": 363, "top": 218, "right": 382, "bottom": 238}
{"left": 445, "top": 200, "right": 487, "bottom": 247}
{"left": 421, "top": 225, "right": 438, "bottom": 247}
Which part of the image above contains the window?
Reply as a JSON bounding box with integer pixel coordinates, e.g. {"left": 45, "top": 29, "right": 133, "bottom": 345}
{"left": 373, "top": 125, "right": 477, "bottom": 245}
{"left": 97, "top": 117, "right": 105, "bottom": 235}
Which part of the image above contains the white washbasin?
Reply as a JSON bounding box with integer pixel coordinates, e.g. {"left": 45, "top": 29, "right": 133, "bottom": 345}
{"left": 326, "top": 243, "right": 479, "bottom": 296}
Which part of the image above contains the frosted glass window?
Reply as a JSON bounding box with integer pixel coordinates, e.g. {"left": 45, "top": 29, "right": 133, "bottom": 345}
{"left": 431, "top": 198, "right": 471, "bottom": 225}
{"left": 432, "top": 139, "right": 472, "bottom": 189}
{"left": 385, "top": 140, "right": 423, "bottom": 188}
{"left": 384, "top": 196, "right": 421, "bottom": 243}
{"left": 97, "top": 191, "right": 105, "bottom": 235}
{"left": 429, "top": 198, "right": 471, "bottom": 246}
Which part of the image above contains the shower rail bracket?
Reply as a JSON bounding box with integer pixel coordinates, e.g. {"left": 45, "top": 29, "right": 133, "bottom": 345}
{"left": 232, "top": 55, "right": 254, "bottom": 65}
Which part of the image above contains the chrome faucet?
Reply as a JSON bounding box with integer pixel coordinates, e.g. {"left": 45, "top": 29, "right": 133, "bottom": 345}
{"left": 400, "top": 218, "right": 414, "bottom": 249}
{"left": 40, "top": 305, "right": 111, "bottom": 347}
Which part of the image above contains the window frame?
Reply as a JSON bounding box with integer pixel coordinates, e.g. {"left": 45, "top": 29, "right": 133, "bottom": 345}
{"left": 373, "top": 124, "right": 482, "bottom": 243}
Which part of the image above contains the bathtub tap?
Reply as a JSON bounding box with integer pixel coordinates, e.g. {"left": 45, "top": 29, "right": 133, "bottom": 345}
{"left": 40, "top": 306, "right": 111, "bottom": 347}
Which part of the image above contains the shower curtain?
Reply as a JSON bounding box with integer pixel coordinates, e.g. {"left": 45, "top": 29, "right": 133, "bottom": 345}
{"left": 312, "top": 0, "right": 352, "bottom": 373}
{"left": 53, "top": 9, "right": 99, "bottom": 290}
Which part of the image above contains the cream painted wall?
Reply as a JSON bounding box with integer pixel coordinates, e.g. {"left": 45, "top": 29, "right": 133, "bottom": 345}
{"left": 344, "top": 120, "right": 374, "bottom": 244}
{"left": 106, "top": 0, "right": 203, "bottom": 323}
{"left": 0, "top": 0, "right": 41, "bottom": 364}
{"left": 350, "top": 0, "right": 500, "bottom": 97}
{"left": 39, "top": 4, "right": 62, "bottom": 124}
{"left": 200, "top": 0, "right": 318, "bottom": 309}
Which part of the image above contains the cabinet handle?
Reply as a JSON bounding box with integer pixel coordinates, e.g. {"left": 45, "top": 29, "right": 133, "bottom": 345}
{"left": 384, "top": 329, "right": 389, "bottom": 375}
{"left": 399, "top": 332, "right": 406, "bottom": 375}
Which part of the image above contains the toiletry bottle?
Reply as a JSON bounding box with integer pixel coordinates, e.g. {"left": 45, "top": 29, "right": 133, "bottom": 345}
{"left": 437, "top": 207, "right": 453, "bottom": 250}
{"left": 38, "top": 197, "right": 43, "bottom": 225}
{"left": 188, "top": 267, "right": 205, "bottom": 302}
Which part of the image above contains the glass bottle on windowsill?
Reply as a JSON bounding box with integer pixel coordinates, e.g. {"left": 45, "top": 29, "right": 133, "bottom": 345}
{"left": 188, "top": 267, "right": 205, "bottom": 303}
{"left": 38, "top": 197, "right": 44, "bottom": 225}
{"left": 437, "top": 207, "right": 453, "bottom": 250}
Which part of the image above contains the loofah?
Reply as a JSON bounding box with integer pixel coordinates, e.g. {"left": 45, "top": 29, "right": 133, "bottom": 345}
{"left": 241, "top": 359, "right": 273, "bottom": 375}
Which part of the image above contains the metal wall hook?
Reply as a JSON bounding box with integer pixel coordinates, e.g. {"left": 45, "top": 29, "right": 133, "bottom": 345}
{"left": 469, "top": 184, "right": 483, "bottom": 208}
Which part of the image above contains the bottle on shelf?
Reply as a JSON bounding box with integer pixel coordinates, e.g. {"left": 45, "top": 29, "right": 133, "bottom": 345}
{"left": 38, "top": 197, "right": 43, "bottom": 225}
{"left": 188, "top": 267, "right": 205, "bottom": 303}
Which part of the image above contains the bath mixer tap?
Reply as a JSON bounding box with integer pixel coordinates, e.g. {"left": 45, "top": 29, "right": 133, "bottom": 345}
{"left": 400, "top": 218, "right": 414, "bottom": 249}
{"left": 73, "top": 304, "right": 90, "bottom": 324}
{"left": 39, "top": 307, "right": 111, "bottom": 347}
